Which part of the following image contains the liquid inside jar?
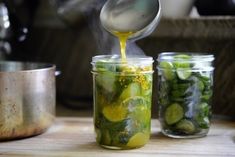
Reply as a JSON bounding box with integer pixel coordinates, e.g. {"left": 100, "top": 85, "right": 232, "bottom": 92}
{"left": 92, "top": 56, "right": 153, "bottom": 149}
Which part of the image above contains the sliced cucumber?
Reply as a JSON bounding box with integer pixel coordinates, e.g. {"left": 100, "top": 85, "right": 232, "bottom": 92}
{"left": 119, "top": 65, "right": 137, "bottom": 73}
{"left": 172, "top": 82, "right": 190, "bottom": 90}
{"left": 102, "top": 96, "right": 147, "bottom": 123}
{"left": 95, "top": 61, "right": 108, "bottom": 72}
{"left": 141, "top": 74, "right": 153, "bottom": 96}
{"left": 173, "top": 54, "right": 192, "bottom": 80}
{"left": 126, "top": 132, "right": 149, "bottom": 148}
{"left": 102, "top": 104, "right": 128, "bottom": 122}
{"left": 100, "top": 129, "right": 111, "bottom": 145}
{"left": 95, "top": 61, "right": 115, "bottom": 72}
{"left": 174, "top": 54, "right": 191, "bottom": 60}
{"left": 176, "top": 119, "right": 196, "bottom": 134}
{"left": 171, "top": 90, "right": 185, "bottom": 98}
{"left": 199, "top": 103, "right": 210, "bottom": 115}
{"left": 197, "top": 117, "right": 210, "bottom": 129}
{"left": 176, "top": 68, "right": 192, "bottom": 80}
{"left": 96, "top": 72, "right": 116, "bottom": 93}
{"left": 195, "top": 102, "right": 210, "bottom": 129}
{"left": 159, "top": 61, "right": 175, "bottom": 80}
{"left": 165, "top": 103, "right": 184, "bottom": 125}
{"left": 122, "top": 96, "right": 146, "bottom": 108}
{"left": 158, "top": 81, "right": 170, "bottom": 106}
{"left": 119, "top": 83, "right": 141, "bottom": 101}
{"left": 95, "top": 129, "right": 101, "bottom": 143}
{"left": 201, "top": 91, "right": 213, "bottom": 101}
{"left": 198, "top": 80, "right": 205, "bottom": 91}
{"left": 122, "top": 96, "right": 149, "bottom": 123}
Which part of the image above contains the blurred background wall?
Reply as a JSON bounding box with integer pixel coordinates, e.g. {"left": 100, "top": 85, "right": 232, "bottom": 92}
{"left": 2, "top": 0, "right": 235, "bottom": 117}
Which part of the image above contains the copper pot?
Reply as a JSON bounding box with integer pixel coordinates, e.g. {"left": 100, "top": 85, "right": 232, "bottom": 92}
{"left": 0, "top": 61, "right": 56, "bottom": 140}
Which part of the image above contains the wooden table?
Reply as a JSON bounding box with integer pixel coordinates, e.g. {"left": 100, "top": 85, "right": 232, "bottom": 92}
{"left": 0, "top": 118, "right": 235, "bottom": 157}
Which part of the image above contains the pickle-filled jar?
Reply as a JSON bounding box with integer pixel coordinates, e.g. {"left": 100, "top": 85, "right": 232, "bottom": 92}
{"left": 157, "top": 53, "right": 214, "bottom": 138}
{"left": 91, "top": 55, "right": 153, "bottom": 149}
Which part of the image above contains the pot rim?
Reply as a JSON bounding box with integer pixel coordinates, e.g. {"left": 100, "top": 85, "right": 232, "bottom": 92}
{"left": 0, "top": 61, "right": 56, "bottom": 73}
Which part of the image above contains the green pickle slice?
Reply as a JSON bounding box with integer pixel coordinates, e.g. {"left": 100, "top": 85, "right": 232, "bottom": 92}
{"left": 102, "top": 96, "right": 149, "bottom": 125}
{"left": 174, "top": 54, "right": 191, "bottom": 60}
{"left": 119, "top": 83, "right": 141, "bottom": 101}
{"left": 101, "top": 96, "right": 150, "bottom": 146}
{"left": 100, "top": 129, "right": 111, "bottom": 145}
{"left": 102, "top": 104, "right": 128, "bottom": 122}
{"left": 96, "top": 72, "right": 116, "bottom": 93}
{"left": 123, "top": 96, "right": 149, "bottom": 123}
{"left": 165, "top": 103, "right": 184, "bottom": 125}
{"left": 95, "top": 60, "right": 116, "bottom": 72}
{"left": 174, "top": 54, "right": 192, "bottom": 80}
{"left": 95, "top": 61, "right": 109, "bottom": 72}
{"left": 176, "top": 119, "right": 196, "bottom": 134}
{"left": 201, "top": 90, "right": 213, "bottom": 102}
{"left": 176, "top": 68, "right": 192, "bottom": 80}
{"left": 198, "top": 80, "right": 205, "bottom": 91}
{"left": 126, "top": 132, "right": 149, "bottom": 148}
{"left": 195, "top": 102, "right": 210, "bottom": 129}
{"left": 159, "top": 61, "right": 175, "bottom": 80}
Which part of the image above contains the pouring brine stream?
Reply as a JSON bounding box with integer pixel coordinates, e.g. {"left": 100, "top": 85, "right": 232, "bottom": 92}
{"left": 113, "top": 32, "right": 134, "bottom": 61}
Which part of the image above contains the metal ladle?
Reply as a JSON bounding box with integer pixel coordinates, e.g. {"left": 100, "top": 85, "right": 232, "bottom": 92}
{"left": 100, "top": 0, "right": 161, "bottom": 40}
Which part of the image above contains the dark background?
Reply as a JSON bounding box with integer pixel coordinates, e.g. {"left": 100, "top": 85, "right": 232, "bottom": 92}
{"left": 3, "top": 0, "right": 235, "bottom": 118}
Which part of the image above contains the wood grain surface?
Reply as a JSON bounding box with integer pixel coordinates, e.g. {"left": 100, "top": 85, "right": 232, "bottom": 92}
{"left": 0, "top": 118, "right": 234, "bottom": 157}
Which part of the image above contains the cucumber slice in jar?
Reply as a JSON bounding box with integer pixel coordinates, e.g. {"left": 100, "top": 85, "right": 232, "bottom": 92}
{"left": 176, "top": 68, "right": 192, "bottom": 80}
{"left": 165, "top": 103, "right": 184, "bottom": 125}
{"left": 172, "top": 82, "right": 190, "bottom": 90}
{"left": 122, "top": 96, "right": 149, "bottom": 123}
{"left": 96, "top": 72, "right": 116, "bottom": 93}
{"left": 170, "top": 82, "right": 190, "bottom": 102}
{"left": 174, "top": 54, "right": 191, "bottom": 60}
{"left": 174, "top": 54, "right": 192, "bottom": 80}
{"left": 95, "top": 129, "right": 101, "bottom": 143}
{"left": 176, "top": 119, "right": 196, "bottom": 134}
{"left": 102, "top": 104, "right": 128, "bottom": 122}
{"left": 100, "top": 129, "right": 111, "bottom": 145}
{"left": 159, "top": 61, "right": 175, "bottom": 80}
{"left": 159, "top": 80, "right": 170, "bottom": 106}
{"left": 119, "top": 83, "right": 141, "bottom": 101}
{"left": 171, "top": 89, "right": 185, "bottom": 98}
{"left": 126, "top": 132, "right": 149, "bottom": 148}
{"left": 102, "top": 96, "right": 148, "bottom": 123}
{"left": 140, "top": 74, "right": 153, "bottom": 97}
{"left": 195, "top": 102, "right": 210, "bottom": 129}
{"left": 201, "top": 90, "right": 213, "bottom": 102}
{"left": 95, "top": 61, "right": 108, "bottom": 72}
{"left": 95, "top": 60, "right": 116, "bottom": 72}
{"left": 198, "top": 80, "right": 205, "bottom": 91}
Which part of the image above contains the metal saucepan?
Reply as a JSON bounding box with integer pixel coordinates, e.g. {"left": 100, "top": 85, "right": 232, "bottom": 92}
{"left": 0, "top": 61, "right": 56, "bottom": 140}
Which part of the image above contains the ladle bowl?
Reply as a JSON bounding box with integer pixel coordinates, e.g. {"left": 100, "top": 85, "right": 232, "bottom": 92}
{"left": 100, "top": 0, "right": 161, "bottom": 40}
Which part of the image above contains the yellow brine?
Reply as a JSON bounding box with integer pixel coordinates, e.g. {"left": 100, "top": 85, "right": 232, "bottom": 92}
{"left": 112, "top": 32, "right": 134, "bottom": 61}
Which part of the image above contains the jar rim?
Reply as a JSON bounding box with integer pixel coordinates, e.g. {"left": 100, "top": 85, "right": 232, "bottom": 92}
{"left": 157, "top": 52, "right": 215, "bottom": 62}
{"left": 91, "top": 55, "right": 153, "bottom": 65}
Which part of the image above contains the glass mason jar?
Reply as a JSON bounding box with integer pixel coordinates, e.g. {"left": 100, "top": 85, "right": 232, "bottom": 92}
{"left": 91, "top": 55, "right": 153, "bottom": 149}
{"left": 157, "top": 52, "right": 214, "bottom": 138}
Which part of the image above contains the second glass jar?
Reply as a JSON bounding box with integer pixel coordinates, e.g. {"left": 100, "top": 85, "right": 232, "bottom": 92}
{"left": 157, "top": 52, "right": 214, "bottom": 138}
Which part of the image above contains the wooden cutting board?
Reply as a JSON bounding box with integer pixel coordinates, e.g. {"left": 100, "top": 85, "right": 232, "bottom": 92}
{"left": 0, "top": 118, "right": 234, "bottom": 157}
